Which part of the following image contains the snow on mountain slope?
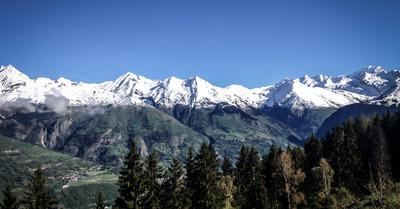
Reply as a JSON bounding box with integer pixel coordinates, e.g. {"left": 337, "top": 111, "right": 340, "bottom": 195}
{"left": 0, "top": 65, "right": 142, "bottom": 113}
{"left": 0, "top": 65, "right": 399, "bottom": 114}
{"left": 259, "top": 65, "right": 400, "bottom": 112}
{"left": 102, "top": 73, "right": 268, "bottom": 108}
{"left": 0, "top": 65, "right": 31, "bottom": 91}
{"left": 101, "top": 65, "right": 398, "bottom": 111}
{"left": 262, "top": 78, "right": 370, "bottom": 114}
{"left": 299, "top": 66, "right": 399, "bottom": 97}
{"left": 144, "top": 76, "right": 267, "bottom": 108}
{"left": 150, "top": 76, "right": 223, "bottom": 108}
{"left": 101, "top": 72, "right": 160, "bottom": 97}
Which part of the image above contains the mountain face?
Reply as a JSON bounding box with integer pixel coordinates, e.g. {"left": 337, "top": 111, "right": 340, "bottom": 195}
{"left": 0, "top": 106, "right": 210, "bottom": 165}
{"left": 0, "top": 65, "right": 399, "bottom": 164}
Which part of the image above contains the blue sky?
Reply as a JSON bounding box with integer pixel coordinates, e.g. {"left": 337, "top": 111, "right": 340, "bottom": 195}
{"left": 1, "top": 0, "right": 399, "bottom": 88}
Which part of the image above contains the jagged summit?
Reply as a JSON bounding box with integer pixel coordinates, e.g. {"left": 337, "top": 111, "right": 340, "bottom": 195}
{"left": 0, "top": 64, "right": 28, "bottom": 79}
{"left": 0, "top": 65, "right": 31, "bottom": 90}
{"left": 359, "top": 65, "right": 385, "bottom": 74}
{"left": 0, "top": 64, "right": 16, "bottom": 70}
{"left": 0, "top": 65, "right": 399, "bottom": 114}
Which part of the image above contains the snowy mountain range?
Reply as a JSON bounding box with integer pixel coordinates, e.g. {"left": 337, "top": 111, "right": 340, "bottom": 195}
{"left": 0, "top": 65, "right": 399, "bottom": 115}
{"left": 1, "top": 64, "right": 399, "bottom": 165}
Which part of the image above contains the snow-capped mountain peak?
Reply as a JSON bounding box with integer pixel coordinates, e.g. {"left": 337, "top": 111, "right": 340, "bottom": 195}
{"left": 184, "top": 76, "right": 212, "bottom": 89}
{"left": 162, "top": 76, "right": 184, "bottom": 90}
{"left": 346, "top": 66, "right": 394, "bottom": 94}
{"left": 299, "top": 74, "right": 320, "bottom": 86}
{"left": 360, "top": 65, "right": 385, "bottom": 74}
{"left": 311, "top": 74, "right": 329, "bottom": 84}
{"left": 103, "top": 72, "right": 159, "bottom": 97}
{"left": 55, "top": 77, "right": 76, "bottom": 86}
{"left": 0, "top": 65, "right": 31, "bottom": 90}
{"left": 0, "top": 64, "right": 21, "bottom": 74}
{"left": 0, "top": 65, "right": 399, "bottom": 115}
{"left": 302, "top": 74, "right": 311, "bottom": 80}
{"left": 0, "top": 65, "right": 30, "bottom": 81}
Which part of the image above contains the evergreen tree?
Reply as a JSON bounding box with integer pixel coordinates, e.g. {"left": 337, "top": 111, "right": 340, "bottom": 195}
{"left": 354, "top": 114, "right": 370, "bottom": 187}
{"left": 184, "top": 147, "right": 195, "bottom": 207}
{"left": 324, "top": 126, "right": 345, "bottom": 187}
{"left": 291, "top": 145, "right": 305, "bottom": 171}
{"left": 95, "top": 192, "right": 105, "bottom": 209}
{"left": 160, "top": 157, "right": 188, "bottom": 209}
{"left": 342, "top": 118, "right": 363, "bottom": 192}
{"left": 191, "top": 142, "right": 223, "bottom": 209}
{"left": 381, "top": 109, "right": 392, "bottom": 135}
{"left": 366, "top": 114, "right": 392, "bottom": 195}
{"left": 388, "top": 109, "right": 400, "bottom": 181}
{"left": 142, "top": 152, "right": 162, "bottom": 209}
{"left": 303, "top": 133, "right": 324, "bottom": 203}
{"left": 234, "top": 145, "right": 269, "bottom": 208}
{"left": 304, "top": 133, "right": 323, "bottom": 173}
{"left": 235, "top": 145, "right": 249, "bottom": 180}
{"left": 233, "top": 145, "right": 249, "bottom": 208}
{"left": 114, "top": 138, "right": 146, "bottom": 209}
{"left": 245, "top": 147, "right": 269, "bottom": 209}
{"left": 1, "top": 184, "right": 20, "bottom": 209}
{"left": 323, "top": 121, "right": 362, "bottom": 193}
{"left": 261, "top": 144, "right": 281, "bottom": 208}
{"left": 22, "top": 165, "right": 59, "bottom": 209}
{"left": 221, "top": 155, "right": 233, "bottom": 176}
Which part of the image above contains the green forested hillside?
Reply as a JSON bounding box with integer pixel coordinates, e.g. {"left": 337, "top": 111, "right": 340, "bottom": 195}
{"left": 0, "top": 135, "right": 118, "bottom": 209}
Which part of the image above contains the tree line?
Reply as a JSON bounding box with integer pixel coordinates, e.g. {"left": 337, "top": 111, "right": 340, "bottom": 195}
{"left": 112, "top": 109, "right": 400, "bottom": 209}
{"left": 2, "top": 109, "right": 400, "bottom": 208}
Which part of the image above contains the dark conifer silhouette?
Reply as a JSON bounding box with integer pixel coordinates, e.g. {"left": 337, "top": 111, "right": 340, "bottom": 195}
{"left": 114, "top": 138, "right": 145, "bottom": 209}
{"left": 22, "top": 165, "right": 59, "bottom": 209}
{"left": 160, "top": 157, "right": 188, "bottom": 209}
{"left": 221, "top": 155, "right": 233, "bottom": 176}
{"left": 184, "top": 146, "right": 195, "bottom": 207}
{"left": 142, "top": 152, "right": 162, "bottom": 209}
{"left": 191, "top": 142, "right": 223, "bottom": 209}
{"left": 1, "top": 184, "right": 20, "bottom": 209}
{"left": 95, "top": 192, "right": 105, "bottom": 209}
{"left": 304, "top": 133, "right": 322, "bottom": 172}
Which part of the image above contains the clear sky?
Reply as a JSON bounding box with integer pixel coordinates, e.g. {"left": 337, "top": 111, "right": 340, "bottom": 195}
{"left": 1, "top": 0, "right": 399, "bottom": 88}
